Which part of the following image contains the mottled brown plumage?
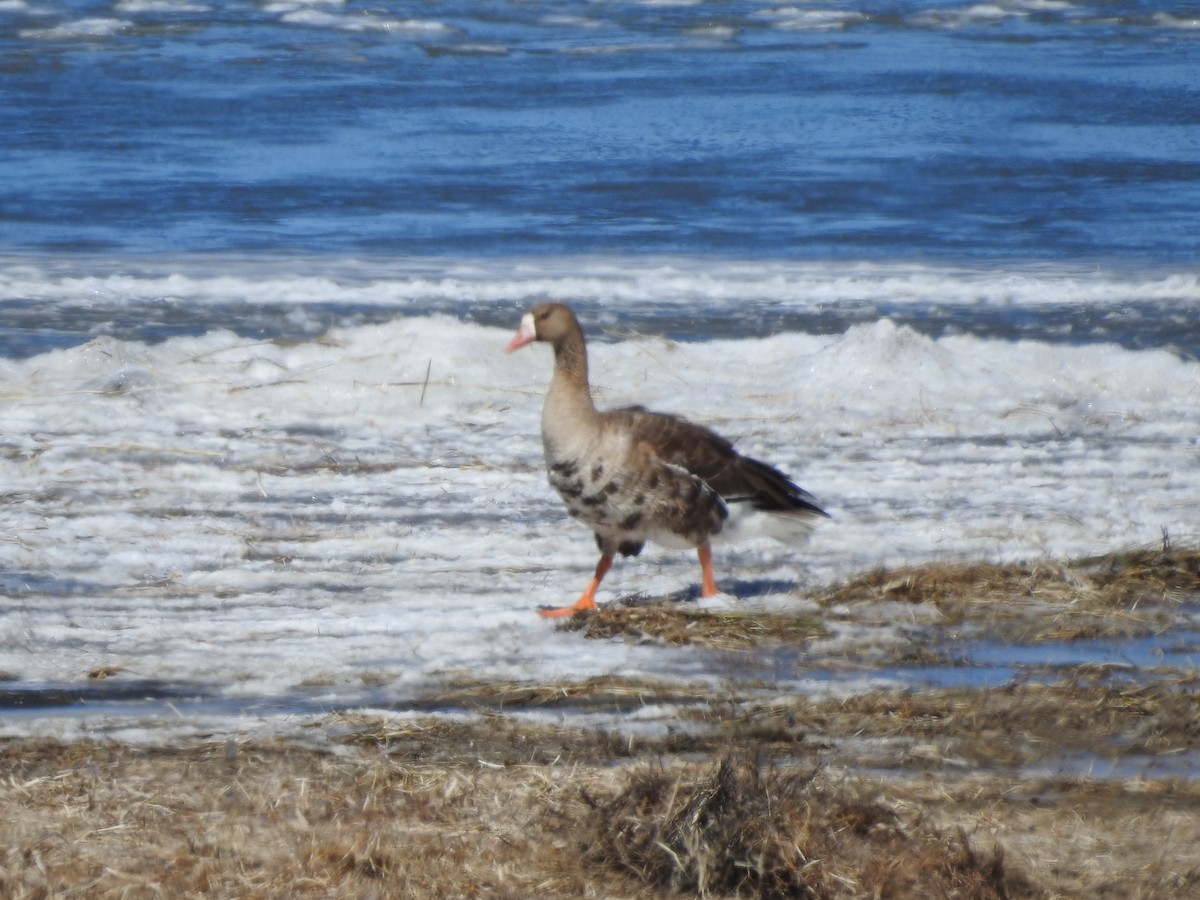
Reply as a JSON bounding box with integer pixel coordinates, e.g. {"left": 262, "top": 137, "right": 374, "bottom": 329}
{"left": 507, "top": 302, "right": 828, "bottom": 617}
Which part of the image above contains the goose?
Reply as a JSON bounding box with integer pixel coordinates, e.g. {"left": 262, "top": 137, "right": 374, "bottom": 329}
{"left": 507, "top": 303, "right": 828, "bottom": 618}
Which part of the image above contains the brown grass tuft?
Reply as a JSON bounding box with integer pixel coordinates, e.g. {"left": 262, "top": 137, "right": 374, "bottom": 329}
{"left": 855, "top": 827, "right": 1030, "bottom": 900}
{"left": 582, "top": 755, "right": 828, "bottom": 898}
{"left": 552, "top": 545, "right": 1200, "bottom": 650}
{"left": 559, "top": 599, "right": 827, "bottom": 648}
{"left": 3, "top": 732, "right": 1199, "bottom": 897}
{"left": 811, "top": 544, "right": 1200, "bottom": 642}
{"left": 579, "top": 755, "right": 1034, "bottom": 899}
{"left": 1076, "top": 543, "right": 1200, "bottom": 602}
{"left": 818, "top": 545, "right": 1200, "bottom": 613}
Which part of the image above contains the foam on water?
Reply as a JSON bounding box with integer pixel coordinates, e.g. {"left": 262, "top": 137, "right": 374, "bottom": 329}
{"left": 18, "top": 17, "right": 134, "bottom": 40}
{"left": 20, "top": 0, "right": 1193, "bottom": 41}
{"left": 5, "top": 257, "right": 1195, "bottom": 307}
{"left": 2, "top": 257, "right": 1198, "bottom": 362}
{"left": 113, "top": 1, "right": 211, "bottom": 13}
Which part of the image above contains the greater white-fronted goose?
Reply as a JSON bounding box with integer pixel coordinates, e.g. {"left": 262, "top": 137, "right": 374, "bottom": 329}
{"left": 507, "top": 303, "right": 828, "bottom": 618}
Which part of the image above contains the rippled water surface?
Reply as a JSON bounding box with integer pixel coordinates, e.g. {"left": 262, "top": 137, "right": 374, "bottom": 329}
{"left": 2, "top": 0, "right": 1198, "bottom": 264}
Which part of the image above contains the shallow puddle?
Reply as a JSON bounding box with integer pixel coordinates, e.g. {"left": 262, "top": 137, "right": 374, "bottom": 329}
{"left": 4, "top": 600, "right": 1197, "bottom": 780}
{"left": 869, "top": 630, "right": 1200, "bottom": 689}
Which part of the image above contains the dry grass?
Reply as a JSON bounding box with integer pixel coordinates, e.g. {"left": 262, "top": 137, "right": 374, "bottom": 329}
{"left": 346, "top": 675, "right": 1200, "bottom": 775}
{"left": 545, "top": 545, "right": 1200, "bottom": 649}
{"left": 712, "top": 679, "right": 1200, "bottom": 772}
{"left": 0, "top": 738, "right": 608, "bottom": 899}
{"left": 3, "top": 735, "right": 1199, "bottom": 899}
{"left": 430, "top": 673, "right": 721, "bottom": 714}
{"left": 558, "top": 602, "right": 827, "bottom": 649}
{"left": 3, "top": 546, "right": 1199, "bottom": 898}
{"left": 814, "top": 544, "right": 1200, "bottom": 640}
{"left": 580, "top": 754, "right": 1029, "bottom": 899}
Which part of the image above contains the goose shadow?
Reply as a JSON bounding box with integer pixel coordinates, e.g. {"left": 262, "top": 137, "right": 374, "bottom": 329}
{"left": 618, "top": 579, "right": 801, "bottom": 606}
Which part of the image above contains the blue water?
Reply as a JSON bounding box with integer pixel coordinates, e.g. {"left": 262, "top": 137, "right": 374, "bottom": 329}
{"left": 1, "top": 1, "right": 1198, "bottom": 354}
{"left": 2, "top": 0, "right": 1198, "bottom": 261}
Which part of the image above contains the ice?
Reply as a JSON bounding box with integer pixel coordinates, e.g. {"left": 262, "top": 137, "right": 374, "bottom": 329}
{"left": 3, "top": 257, "right": 1196, "bottom": 311}
{"left": 18, "top": 18, "right": 135, "bottom": 40}
{"left": 0, "top": 290, "right": 1197, "bottom": 742}
{"left": 113, "top": 1, "right": 210, "bottom": 13}
{"left": 756, "top": 8, "right": 868, "bottom": 31}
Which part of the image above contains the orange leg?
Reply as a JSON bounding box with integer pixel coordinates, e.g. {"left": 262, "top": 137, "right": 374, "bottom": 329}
{"left": 538, "top": 553, "right": 614, "bottom": 618}
{"left": 697, "top": 542, "right": 719, "bottom": 597}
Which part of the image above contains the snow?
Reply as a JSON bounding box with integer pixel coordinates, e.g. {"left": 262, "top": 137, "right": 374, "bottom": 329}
{"left": 0, "top": 301, "right": 1196, "bottom": 742}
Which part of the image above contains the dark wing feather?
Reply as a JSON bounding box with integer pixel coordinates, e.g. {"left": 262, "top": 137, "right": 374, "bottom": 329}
{"left": 604, "top": 406, "right": 829, "bottom": 518}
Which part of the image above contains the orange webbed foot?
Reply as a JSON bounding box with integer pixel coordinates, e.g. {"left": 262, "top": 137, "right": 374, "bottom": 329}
{"left": 537, "top": 596, "right": 598, "bottom": 618}
{"left": 540, "top": 555, "right": 612, "bottom": 618}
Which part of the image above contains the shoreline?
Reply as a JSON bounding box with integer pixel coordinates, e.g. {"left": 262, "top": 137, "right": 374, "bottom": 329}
{"left": 3, "top": 547, "right": 1198, "bottom": 897}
